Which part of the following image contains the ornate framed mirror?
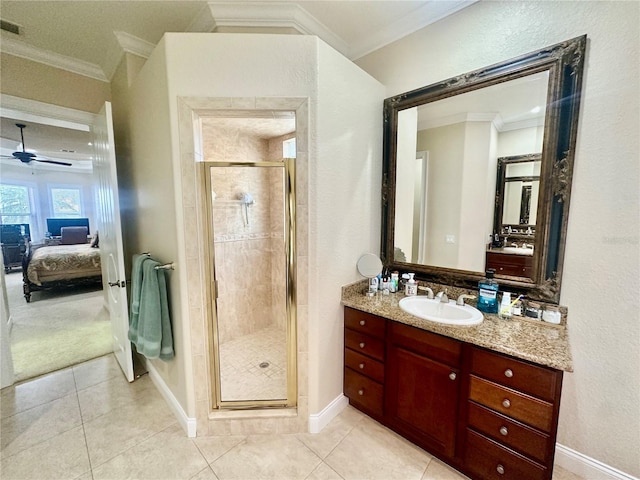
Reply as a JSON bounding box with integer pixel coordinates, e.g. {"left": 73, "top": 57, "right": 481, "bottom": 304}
{"left": 381, "top": 36, "right": 587, "bottom": 302}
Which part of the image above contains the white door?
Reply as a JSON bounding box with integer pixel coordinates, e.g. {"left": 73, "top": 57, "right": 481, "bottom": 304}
{"left": 93, "top": 102, "right": 134, "bottom": 382}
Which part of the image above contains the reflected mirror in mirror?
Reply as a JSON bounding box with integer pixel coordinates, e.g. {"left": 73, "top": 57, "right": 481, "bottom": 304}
{"left": 394, "top": 71, "right": 548, "bottom": 273}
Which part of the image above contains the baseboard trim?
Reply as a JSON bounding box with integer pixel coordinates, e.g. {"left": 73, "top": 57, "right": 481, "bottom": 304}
{"left": 555, "top": 443, "right": 638, "bottom": 480}
{"left": 308, "top": 394, "right": 349, "bottom": 434}
{"left": 144, "top": 359, "right": 197, "bottom": 438}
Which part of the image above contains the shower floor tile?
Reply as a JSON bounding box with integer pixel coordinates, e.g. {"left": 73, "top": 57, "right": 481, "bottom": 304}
{"left": 219, "top": 325, "right": 287, "bottom": 402}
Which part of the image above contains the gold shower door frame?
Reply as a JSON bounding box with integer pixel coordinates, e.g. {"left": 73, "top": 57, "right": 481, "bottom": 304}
{"left": 202, "top": 160, "right": 297, "bottom": 410}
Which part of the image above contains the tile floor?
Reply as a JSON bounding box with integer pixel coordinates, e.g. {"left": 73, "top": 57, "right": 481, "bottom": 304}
{"left": 1, "top": 354, "right": 585, "bottom": 480}
{"left": 219, "top": 325, "right": 287, "bottom": 402}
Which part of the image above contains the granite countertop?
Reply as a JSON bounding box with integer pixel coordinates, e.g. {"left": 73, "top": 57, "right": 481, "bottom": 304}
{"left": 341, "top": 281, "right": 573, "bottom": 372}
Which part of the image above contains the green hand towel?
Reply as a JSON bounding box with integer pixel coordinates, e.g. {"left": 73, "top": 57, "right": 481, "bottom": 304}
{"left": 129, "top": 257, "right": 174, "bottom": 360}
{"left": 127, "top": 254, "right": 149, "bottom": 343}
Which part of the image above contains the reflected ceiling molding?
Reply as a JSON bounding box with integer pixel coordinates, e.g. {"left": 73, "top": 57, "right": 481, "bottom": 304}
{"left": 349, "top": 0, "right": 478, "bottom": 60}
{"left": 0, "top": 35, "right": 107, "bottom": 82}
{"left": 206, "top": 1, "right": 349, "bottom": 56}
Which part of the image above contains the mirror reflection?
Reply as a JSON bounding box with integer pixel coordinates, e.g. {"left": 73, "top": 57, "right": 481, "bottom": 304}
{"left": 393, "top": 71, "right": 548, "bottom": 274}
{"left": 383, "top": 35, "right": 587, "bottom": 302}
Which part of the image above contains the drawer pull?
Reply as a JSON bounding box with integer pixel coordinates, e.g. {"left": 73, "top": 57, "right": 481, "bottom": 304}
{"left": 502, "top": 399, "right": 511, "bottom": 408}
{"left": 359, "top": 342, "right": 365, "bottom": 349}
{"left": 359, "top": 363, "right": 365, "bottom": 369}
{"left": 358, "top": 389, "right": 364, "bottom": 396}
{"left": 499, "top": 426, "right": 509, "bottom": 436}
{"left": 449, "top": 372, "right": 457, "bottom": 381}
{"left": 504, "top": 368, "right": 514, "bottom": 378}
{"left": 496, "top": 464, "right": 505, "bottom": 475}
{"left": 359, "top": 320, "right": 366, "bottom": 326}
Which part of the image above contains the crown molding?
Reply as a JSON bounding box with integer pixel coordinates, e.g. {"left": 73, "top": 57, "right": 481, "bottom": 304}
{"left": 102, "top": 31, "right": 156, "bottom": 80}
{"left": 186, "top": 4, "right": 216, "bottom": 32}
{"left": 206, "top": 2, "right": 348, "bottom": 56}
{"left": 349, "top": 0, "right": 478, "bottom": 60}
{"left": 0, "top": 35, "right": 108, "bottom": 82}
{"left": 0, "top": 94, "right": 95, "bottom": 130}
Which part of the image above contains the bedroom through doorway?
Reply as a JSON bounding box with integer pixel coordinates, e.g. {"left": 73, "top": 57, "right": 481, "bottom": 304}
{"left": 4, "top": 266, "right": 112, "bottom": 382}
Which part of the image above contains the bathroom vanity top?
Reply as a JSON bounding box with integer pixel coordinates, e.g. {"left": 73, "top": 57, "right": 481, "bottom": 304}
{"left": 341, "top": 281, "right": 573, "bottom": 372}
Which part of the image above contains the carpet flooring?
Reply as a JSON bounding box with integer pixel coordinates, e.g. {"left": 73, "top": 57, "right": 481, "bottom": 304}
{"left": 5, "top": 271, "right": 113, "bottom": 382}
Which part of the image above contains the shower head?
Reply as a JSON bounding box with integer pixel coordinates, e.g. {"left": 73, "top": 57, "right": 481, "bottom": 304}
{"left": 240, "top": 193, "right": 254, "bottom": 205}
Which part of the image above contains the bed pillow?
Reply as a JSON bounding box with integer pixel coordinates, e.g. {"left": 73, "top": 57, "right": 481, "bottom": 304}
{"left": 60, "top": 226, "right": 89, "bottom": 245}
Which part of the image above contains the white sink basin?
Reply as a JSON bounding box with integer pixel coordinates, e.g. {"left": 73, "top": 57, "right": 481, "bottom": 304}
{"left": 399, "top": 296, "right": 484, "bottom": 326}
{"left": 501, "top": 247, "right": 534, "bottom": 255}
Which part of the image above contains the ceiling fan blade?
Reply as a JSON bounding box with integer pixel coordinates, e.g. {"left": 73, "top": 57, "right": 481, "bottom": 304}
{"left": 34, "top": 158, "right": 72, "bottom": 166}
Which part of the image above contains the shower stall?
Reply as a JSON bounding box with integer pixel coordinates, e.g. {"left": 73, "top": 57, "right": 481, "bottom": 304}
{"left": 201, "top": 112, "right": 297, "bottom": 409}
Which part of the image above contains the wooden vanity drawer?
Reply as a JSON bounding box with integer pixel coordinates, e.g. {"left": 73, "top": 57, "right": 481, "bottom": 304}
{"left": 470, "top": 347, "right": 560, "bottom": 402}
{"left": 464, "top": 429, "right": 547, "bottom": 480}
{"left": 469, "top": 376, "right": 553, "bottom": 432}
{"left": 345, "top": 348, "right": 385, "bottom": 383}
{"left": 344, "top": 368, "right": 383, "bottom": 417}
{"left": 345, "top": 329, "right": 385, "bottom": 361}
{"left": 388, "top": 321, "right": 462, "bottom": 367}
{"left": 345, "top": 307, "right": 386, "bottom": 339}
{"left": 468, "top": 401, "right": 550, "bottom": 464}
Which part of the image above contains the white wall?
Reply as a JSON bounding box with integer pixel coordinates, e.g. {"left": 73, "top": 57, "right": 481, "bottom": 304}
{"left": 124, "top": 33, "right": 384, "bottom": 422}
{"left": 313, "top": 40, "right": 385, "bottom": 414}
{"left": 356, "top": 1, "right": 639, "bottom": 475}
{"left": 395, "top": 108, "right": 419, "bottom": 261}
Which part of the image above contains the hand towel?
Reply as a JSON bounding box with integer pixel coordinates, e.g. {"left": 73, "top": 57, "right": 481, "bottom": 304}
{"left": 128, "top": 256, "right": 174, "bottom": 361}
{"left": 127, "top": 254, "right": 148, "bottom": 343}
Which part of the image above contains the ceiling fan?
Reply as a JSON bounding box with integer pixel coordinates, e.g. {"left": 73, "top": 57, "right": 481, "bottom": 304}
{"left": 1, "top": 123, "right": 72, "bottom": 166}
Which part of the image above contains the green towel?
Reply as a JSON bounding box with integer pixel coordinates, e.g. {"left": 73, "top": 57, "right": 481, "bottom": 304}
{"left": 128, "top": 256, "right": 174, "bottom": 361}
{"left": 127, "top": 254, "right": 147, "bottom": 342}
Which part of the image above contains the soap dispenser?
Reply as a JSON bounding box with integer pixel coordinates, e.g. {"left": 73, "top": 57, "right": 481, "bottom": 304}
{"left": 477, "top": 269, "right": 499, "bottom": 314}
{"left": 405, "top": 273, "right": 417, "bottom": 296}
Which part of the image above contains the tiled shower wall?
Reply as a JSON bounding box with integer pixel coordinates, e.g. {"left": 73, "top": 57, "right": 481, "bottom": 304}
{"left": 203, "top": 125, "right": 289, "bottom": 344}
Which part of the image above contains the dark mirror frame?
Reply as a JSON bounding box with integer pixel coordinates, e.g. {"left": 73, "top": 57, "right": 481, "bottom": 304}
{"left": 381, "top": 35, "right": 587, "bottom": 303}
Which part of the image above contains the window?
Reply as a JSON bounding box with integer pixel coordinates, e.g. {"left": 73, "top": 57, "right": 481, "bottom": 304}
{"left": 283, "top": 138, "right": 296, "bottom": 158}
{"left": 50, "top": 187, "right": 82, "bottom": 218}
{"left": 0, "top": 184, "right": 33, "bottom": 225}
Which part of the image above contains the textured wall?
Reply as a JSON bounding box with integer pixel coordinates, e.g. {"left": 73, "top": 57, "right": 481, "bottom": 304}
{"left": 356, "top": 1, "right": 639, "bottom": 475}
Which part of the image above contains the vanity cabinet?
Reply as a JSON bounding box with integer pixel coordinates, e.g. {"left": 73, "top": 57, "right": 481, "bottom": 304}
{"left": 462, "top": 346, "right": 563, "bottom": 480}
{"left": 343, "top": 308, "right": 386, "bottom": 418}
{"left": 343, "top": 306, "right": 565, "bottom": 480}
{"left": 486, "top": 251, "right": 533, "bottom": 277}
{"left": 386, "top": 321, "right": 462, "bottom": 457}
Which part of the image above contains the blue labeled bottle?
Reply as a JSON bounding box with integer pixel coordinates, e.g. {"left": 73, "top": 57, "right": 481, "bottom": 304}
{"left": 477, "top": 269, "right": 499, "bottom": 314}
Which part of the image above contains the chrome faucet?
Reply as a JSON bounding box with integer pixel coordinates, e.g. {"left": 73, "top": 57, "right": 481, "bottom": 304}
{"left": 457, "top": 294, "right": 476, "bottom": 306}
{"left": 436, "top": 290, "right": 449, "bottom": 303}
{"left": 418, "top": 286, "right": 434, "bottom": 299}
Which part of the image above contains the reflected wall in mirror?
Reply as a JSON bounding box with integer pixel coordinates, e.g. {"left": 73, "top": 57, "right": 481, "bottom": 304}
{"left": 382, "top": 36, "right": 587, "bottom": 302}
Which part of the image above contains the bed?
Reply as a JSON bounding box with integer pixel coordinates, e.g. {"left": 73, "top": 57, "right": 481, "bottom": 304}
{"left": 21, "top": 226, "right": 102, "bottom": 302}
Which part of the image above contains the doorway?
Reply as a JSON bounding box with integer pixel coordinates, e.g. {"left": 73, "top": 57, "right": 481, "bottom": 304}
{"left": 201, "top": 113, "right": 297, "bottom": 410}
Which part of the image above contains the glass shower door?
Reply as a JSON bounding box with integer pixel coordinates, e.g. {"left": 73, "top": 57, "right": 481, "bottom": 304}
{"left": 206, "top": 162, "right": 296, "bottom": 408}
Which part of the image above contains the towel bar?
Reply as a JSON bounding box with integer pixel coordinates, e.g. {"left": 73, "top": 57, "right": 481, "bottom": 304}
{"left": 155, "top": 263, "right": 175, "bottom": 271}
{"left": 141, "top": 253, "right": 175, "bottom": 271}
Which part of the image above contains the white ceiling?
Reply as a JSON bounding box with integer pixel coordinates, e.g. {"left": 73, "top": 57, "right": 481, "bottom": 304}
{"left": 0, "top": 0, "right": 477, "bottom": 170}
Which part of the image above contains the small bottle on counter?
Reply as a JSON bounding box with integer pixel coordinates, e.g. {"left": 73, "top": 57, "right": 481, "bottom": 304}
{"left": 525, "top": 301, "right": 541, "bottom": 320}
{"left": 477, "top": 269, "right": 499, "bottom": 314}
{"left": 542, "top": 305, "right": 562, "bottom": 324}
{"left": 390, "top": 272, "right": 399, "bottom": 293}
{"left": 404, "top": 273, "right": 417, "bottom": 296}
{"left": 499, "top": 292, "right": 512, "bottom": 319}
{"left": 512, "top": 298, "right": 523, "bottom": 316}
